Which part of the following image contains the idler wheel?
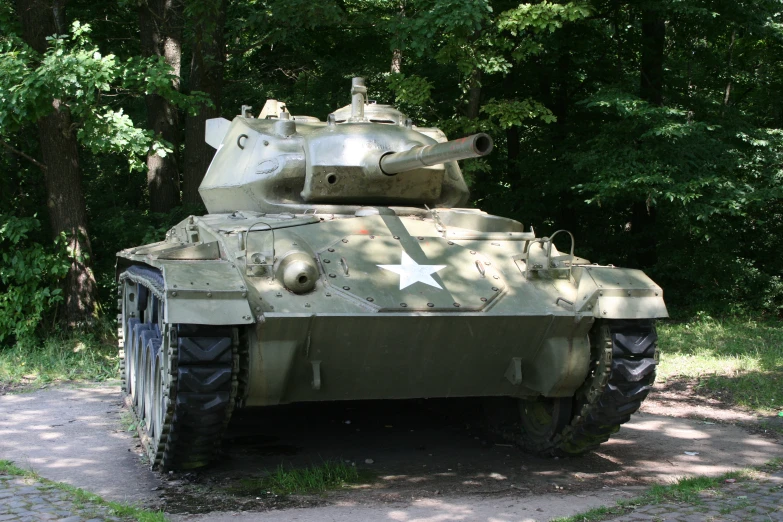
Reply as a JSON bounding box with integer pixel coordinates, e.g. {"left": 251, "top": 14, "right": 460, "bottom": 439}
{"left": 519, "top": 396, "right": 573, "bottom": 444}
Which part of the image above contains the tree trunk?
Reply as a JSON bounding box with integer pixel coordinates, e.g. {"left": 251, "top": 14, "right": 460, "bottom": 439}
{"left": 390, "top": 48, "right": 402, "bottom": 73}
{"left": 723, "top": 29, "right": 736, "bottom": 106}
{"left": 639, "top": 8, "right": 665, "bottom": 106}
{"left": 16, "top": 0, "right": 97, "bottom": 324}
{"left": 633, "top": 7, "right": 666, "bottom": 268}
{"left": 140, "top": 0, "right": 183, "bottom": 212}
{"left": 183, "top": 0, "right": 225, "bottom": 206}
{"left": 466, "top": 68, "right": 482, "bottom": 119}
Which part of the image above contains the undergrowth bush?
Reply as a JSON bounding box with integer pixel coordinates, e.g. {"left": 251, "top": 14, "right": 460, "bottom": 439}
{"left": 0, "top": 214, "right": 69, "bottom": 345}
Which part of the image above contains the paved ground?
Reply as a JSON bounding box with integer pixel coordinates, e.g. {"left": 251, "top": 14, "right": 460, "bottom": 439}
{"left": 2, "top": 384, "right": 783, "bottom": 521}
{"left": 0, "top": 473, "right": 125, "bottom": 522}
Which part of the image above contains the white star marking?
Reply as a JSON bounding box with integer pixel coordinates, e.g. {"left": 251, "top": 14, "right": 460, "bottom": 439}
{"left": 378, "top": 251, "right": 447, "bottom": 290}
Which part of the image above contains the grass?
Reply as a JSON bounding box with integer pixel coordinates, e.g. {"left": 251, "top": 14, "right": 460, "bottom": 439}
{"left": 0, "top": 460, "right": 165, "bottom": 521}
{"left": 0, "top": 321, "right": 118, "bottom": 389}
{"left": 552, "top": 469, "right": 753, "bottom": 522}
{"left": 657, "top": 316, "right": 783, "bottom": 413}
{"left": 232, "top": 460, "right": 364, "bottom": 496}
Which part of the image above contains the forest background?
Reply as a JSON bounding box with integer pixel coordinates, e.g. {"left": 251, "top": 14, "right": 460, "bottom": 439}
{"left": 0, "top": 0, "right": 782, "bottom": 348}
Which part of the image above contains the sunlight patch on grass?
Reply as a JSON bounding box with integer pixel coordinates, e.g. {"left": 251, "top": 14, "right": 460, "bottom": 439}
{"left": 657, "top": 317, "right": 783, "bottom": 413}
{"left": 0, "top": 324, "right": 118, "bottom": 388}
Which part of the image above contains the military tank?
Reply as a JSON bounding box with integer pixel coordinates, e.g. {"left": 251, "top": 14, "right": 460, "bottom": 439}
{"left": 117, "top": 77, "right": 667, "bottom": 470}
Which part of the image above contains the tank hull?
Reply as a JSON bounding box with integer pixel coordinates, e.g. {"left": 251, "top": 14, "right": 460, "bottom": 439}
{"left": 117, "top": 209, "right": 667, "bottom": 409}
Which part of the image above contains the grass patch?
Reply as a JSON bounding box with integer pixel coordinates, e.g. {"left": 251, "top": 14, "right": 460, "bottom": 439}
{"left": 657, "top": 316, "right": 783, "bottom": 413}
{"left": 552, "top": 469, "right": 752, "bottom": 522}
{"left": 232, "top": 460, "right": 364, "bottom": 496}
{"left": 0, "top": 459, "right": 165, "bottom": 521}
{"left": 0, "top": 320, "right": 118, "bottom": 389}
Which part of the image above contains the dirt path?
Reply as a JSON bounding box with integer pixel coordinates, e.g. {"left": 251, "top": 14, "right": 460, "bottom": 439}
{"left": 1, "top": 383, "right": 781, "bottom": 521}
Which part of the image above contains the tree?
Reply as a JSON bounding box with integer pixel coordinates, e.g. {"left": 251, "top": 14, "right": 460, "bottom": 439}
{"left": 183, "top": 0, "right": 225, "bottom": 205}
{"left": 14, "top": 0, "right": 97, "bottom": 325}
{"left": 140, "top": 0, "right": 184, "bottom": 212}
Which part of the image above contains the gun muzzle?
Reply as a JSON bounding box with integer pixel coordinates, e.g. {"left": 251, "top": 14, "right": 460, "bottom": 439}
{"left": 379, "top": 133, "right": 493, "bottom": 175}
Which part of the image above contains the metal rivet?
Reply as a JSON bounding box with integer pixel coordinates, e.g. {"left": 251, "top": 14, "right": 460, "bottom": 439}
{"left": 240, "top": 286, "right": 245, "bottom": 290}
{"left": 328, "top": 248, "right": 335, "bottom": 252}
{"left": 492, "top": 287, "right": 498, "bottom": 291}
{"left": 470, "top": 250, "right": 476, "bottom": 255}
{"left": 173, "top": 285, "right": 178, "bottom": 288}
{"left": 453, "top": 303, "right": 460, "bottom": 308}
{"left": 329, "top": 273, "right": 336, "bottom": 278}
{"left": 343, "top": 286, "right": 350, "bottom": 290}
{"left": 400, "top": 303, "right": 408, "bottom": 308}
{"left": 171, "top": 291, "right": 177, "bottom": 297}
{"left": 600, "top": 291, "right": 604, "bottom": 296}
{"left": 276, "top": 292, "right": 282, "bottom": 297}
{"left": 241, "top": 292, "right": 247, "bottom": 298}
{"left": 627, "top": 291, "right": 632, "bottom": 296}
{"left": 427, "top": 302, "right": 434, "bottom": 308}
{"left": 393, "top": 235, "right": 400, "bottom": 240}
{"left": 305, "top": 303, "right": 311, "bottom": 308}
{"left": 325, "top": 292, "right": 331, "bottom": 297}
{"left": 342, "top": 239, "right": 349, "bottom": 243}
{"left": 603, "top": 310, "right": 607, "bottom": 315}
{"left": 493, "top": 275, "right": 499, "bottom": 279}
{"left": 367, "top": 297, "right": 374, "bottom": 302}
{"left": 256, "top": 306, "right": 262, "bottom": 312}
{"left": 323, "top": 259, "right": 331, "bottom": 263}
{"left": 480, "top": 297, "right": 487, "bottom": 302}
{"left": 206, "top": 292, "right": 212, "bottom": 298}
{"left": 417, "top": 236, "right": 424, "bottom": 241}
{"left": 447, "top": 241, "right": 455, "bottom": 245}
{"left": 655, "top": 292, "right": 659, "bottom": 296}
{"left": 491, "top": 242, "right": 500, "bottom": 246}
{"left": 370, "top": 235, "right": 375, "bottom": 239}
{"left": 263, "top": 140, "right": 269, "bottom": 146}
{"left": 484, "top": 261, "right": 491, "bottom": 265}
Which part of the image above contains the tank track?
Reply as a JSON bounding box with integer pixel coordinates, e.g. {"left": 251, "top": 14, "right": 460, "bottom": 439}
{"left": 118, "top": 265, "right": 239, "bottom": 470}
{"left": 496, "top": 319, "right": 658, "bottom": 455}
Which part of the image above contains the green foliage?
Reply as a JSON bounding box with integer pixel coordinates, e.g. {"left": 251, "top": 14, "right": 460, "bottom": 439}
{"left": 0, "top": 21, "right": 208, "bottom": 171}
{"left": 0, "top": 215, "right": 69, "bottom": 344}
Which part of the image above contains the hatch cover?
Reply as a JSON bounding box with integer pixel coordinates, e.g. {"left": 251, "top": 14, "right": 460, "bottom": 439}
{"left": 318, "top": 235, "right": 505, "bottom": 311}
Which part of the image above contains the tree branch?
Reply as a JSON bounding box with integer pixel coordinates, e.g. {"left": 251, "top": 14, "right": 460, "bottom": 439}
{"left": 0, "top": 139, "right": 48, "bottom": 171}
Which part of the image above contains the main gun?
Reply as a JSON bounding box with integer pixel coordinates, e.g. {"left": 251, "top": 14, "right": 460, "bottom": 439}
{"left": 379, "top": 133, "right": 493, "bottom": 175}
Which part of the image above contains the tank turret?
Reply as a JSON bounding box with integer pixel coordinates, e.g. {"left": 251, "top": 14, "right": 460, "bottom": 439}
{"left": 199, "top": 77, "right": 491, "bottom": 214}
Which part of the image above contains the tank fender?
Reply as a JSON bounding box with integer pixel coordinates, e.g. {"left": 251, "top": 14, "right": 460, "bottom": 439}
{"left": 158, "top": 260, "right": 254, "bottom": 325}
{"left": 577, "top": 266, "right": 668, "bottom": 319}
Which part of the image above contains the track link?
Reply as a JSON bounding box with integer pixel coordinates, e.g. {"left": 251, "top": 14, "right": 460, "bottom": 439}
{"left": 553, "top": 320, "right": 658, "bottom": 455}
{"left": 119, "top": 265, "right": 239, "bottom": 470}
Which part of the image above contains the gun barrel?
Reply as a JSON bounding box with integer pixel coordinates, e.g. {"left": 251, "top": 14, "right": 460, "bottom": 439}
{"left": 379, "top": 133, "right": 493, "bottom": 175}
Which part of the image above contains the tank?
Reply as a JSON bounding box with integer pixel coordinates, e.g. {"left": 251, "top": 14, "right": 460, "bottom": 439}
{"left": 116, "top": 77, "right": 667, "bottom": 470}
